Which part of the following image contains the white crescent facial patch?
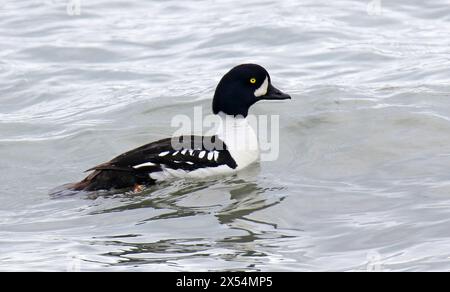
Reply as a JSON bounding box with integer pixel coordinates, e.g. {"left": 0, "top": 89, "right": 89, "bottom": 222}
{"left": 254, "top": 76, "right": 269, "bottom": 97}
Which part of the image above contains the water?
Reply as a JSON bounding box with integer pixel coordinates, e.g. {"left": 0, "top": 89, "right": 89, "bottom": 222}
{"left": 1, "top": 0, "right": 450, "bottom": 271}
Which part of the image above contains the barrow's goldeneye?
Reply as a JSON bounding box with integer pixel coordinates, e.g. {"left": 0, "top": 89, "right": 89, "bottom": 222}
{"left": 70, "top": 64, "right": 291, "bottom": 192}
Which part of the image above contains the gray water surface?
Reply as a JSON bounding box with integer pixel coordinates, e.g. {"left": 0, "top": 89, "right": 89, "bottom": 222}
{"left": 1, "top": 0, "right": 450, "bottom": 271}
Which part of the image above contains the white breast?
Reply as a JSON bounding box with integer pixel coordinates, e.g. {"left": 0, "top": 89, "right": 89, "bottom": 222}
{"left": 216, "top": 113, "right": 259, "bottom": 170}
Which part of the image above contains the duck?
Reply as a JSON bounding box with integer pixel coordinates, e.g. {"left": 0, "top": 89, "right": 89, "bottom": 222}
{"left": 69, "top": 64, "right": 291, "bottom": 192}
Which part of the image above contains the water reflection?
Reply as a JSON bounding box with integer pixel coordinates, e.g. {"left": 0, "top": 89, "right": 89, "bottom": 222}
{"left": 83, "top": 174, "right": 289, "bottom": 270}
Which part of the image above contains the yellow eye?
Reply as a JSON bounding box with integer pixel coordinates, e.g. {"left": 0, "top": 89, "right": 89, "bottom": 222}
{"left": 250, "top": 78, "right": 256, "bottom": 84}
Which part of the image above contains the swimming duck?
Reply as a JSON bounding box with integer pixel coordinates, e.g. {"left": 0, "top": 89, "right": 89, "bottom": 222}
{"left": 70, "top": 64, "right": 291, "bottom": 192}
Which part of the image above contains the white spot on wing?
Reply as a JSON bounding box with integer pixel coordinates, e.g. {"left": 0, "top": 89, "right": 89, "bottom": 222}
{"left": 207, "top": 152, "right": 214, "bottom": 160}
{"left": 254, "top": 76, "right": 269, "bottom": 97}
{"left": 181, "top": 149, "right": 188, "bottom": 155}
{"left": 172, "top": 151, "right": 179, "bottom": 156}
{"left": 159, "top": 151, "right": 170, "bottom": 157}
{"left": 189, "top": 150, "right": 195, "bottom": 156}
{"left": 133, "top": 162, "right": 156, "bottom": 169}
{"left": 214, "top": 151, "right": 219, "bottom": 161}
{"left": 198, "top": 151, "right": 206, "bottom": 159}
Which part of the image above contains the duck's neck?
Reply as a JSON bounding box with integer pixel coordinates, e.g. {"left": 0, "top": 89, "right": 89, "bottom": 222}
{"left": 216, "top": 112, "right": 259, "bottom": 169}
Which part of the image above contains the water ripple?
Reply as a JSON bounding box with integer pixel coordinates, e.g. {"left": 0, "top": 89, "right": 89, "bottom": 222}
{"left": 1, "top": 0, "right": 450, "bottom": 271}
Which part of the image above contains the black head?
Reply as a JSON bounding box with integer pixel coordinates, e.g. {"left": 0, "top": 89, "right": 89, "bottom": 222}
{"left": 212, "top": 64, "right": 291, "bottom": 117}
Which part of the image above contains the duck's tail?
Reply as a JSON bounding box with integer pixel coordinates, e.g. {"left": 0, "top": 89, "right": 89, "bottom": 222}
{"left": 68, "top": 169, "right": 155, "bottom": 192}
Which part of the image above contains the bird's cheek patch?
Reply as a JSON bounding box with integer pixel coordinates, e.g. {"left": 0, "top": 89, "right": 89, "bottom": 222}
{"left": 254, "top": 77, "right": 269, "bottom": 97}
